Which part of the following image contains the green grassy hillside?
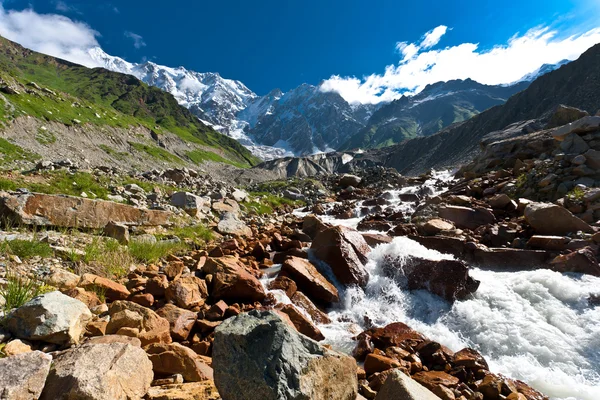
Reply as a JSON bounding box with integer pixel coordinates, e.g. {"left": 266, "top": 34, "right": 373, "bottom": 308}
{"left": 0, "top": 36, "right": 260, "bottom": 168}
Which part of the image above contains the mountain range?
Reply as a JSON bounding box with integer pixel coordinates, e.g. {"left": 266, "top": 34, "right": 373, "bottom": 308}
{"left": 88, "top": 47, "right": 567, "bottom": 160}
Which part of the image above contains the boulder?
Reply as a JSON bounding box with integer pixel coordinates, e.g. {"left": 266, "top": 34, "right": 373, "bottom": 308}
{"left": 231, "top": 189, "right": 248, "bottom": 203}
{"left": 0, "top": 192, "right": 172, "bottom": 229}
{"left": 422, "top": 219, "right": 454, "bottom": 235}
{"left": 165, "top": 276, "right": 208, "bottom": 309}
{"left": 217, "top": 212, "right": 252, "bottom": 237}
{"left": 105, "top": 301, "right": 172, "bottom": 346}
{"left": 290, "top": 291, "right": 331, "bottom": 324}
{"left": 40, "top": 342, "right": 153, "bottom": 400}
{"left": 0, "top": 351, "right": 52, "bottom": 400}
{"left": 46, "top": 267, "right": 80, "bottom": 290}
{"left": 3, "top": 339, "right": 32, "bottom": 356}
{"left": 171, "top": 192, "right": 211, "bottom": 217}
{"left": 277, "top": 304, "right": 325, "bottom": 341}
{"left": 408, "top": 235, "right": 465, "bottom": 258}
{"left": 362, "top": 233, "right": 393, "bottom": 247}
{"left": 412, "top": 371, "right": 460, "bottom": 395}
{"left": 359, "top": 322, "right": 425, "bottom": 350}
{"left": 438, "top": 205, "right": 495, "bottom": 230}
{"left": 156, "top": 304, "right": 198, "bottom": 341}
{"left": 213, "top": 310, "right": 357, "bottom": 400}
{"left": 79, "top": 273, "right": 130, "bottom": 302}
{"left": 488, "top": 194, "right": 512, "bottom": 209}
{"left": 280, "top": 256, "right": 339, "bottom": 304}
{"left": 104, "top": 221, "right": 130, "bottom": 244}
{"left": 302, "top": 214, "right": 328, "bottom": 239}
{"left": 524, "top": 202, "right": 593, "bottom": 235}
{"left": 145, "top": 343, "right": 213, "bottom": 382}
{"left": 551, "top": 115, "right": 600, "bottom": 140}
{"left": 584, "top": 149, "right": 600, "bottom": 170}
{"left": 5, "top": 291, "right": 92, "bottom": 345}
{"left": 145, "top": 381, "right": 220, "bottom": 400}
{"left": 472, "top": 248, "right": 550, "bottom": 270}
{"left": 526, "top": 235, "right": 570, "bottom": 251}
{"left": 382, "top": 256, "right": 479, "bottom": 302}
{"left": 374, "top": 369, "right": 441, "bottom": 400}
{"left": 340, "top": 174, "right": 362, "bottom": 188}
{"left": 549, "top": 247, "right": 600, "bottom": 276}
{"left": 311, "top": 226, "right": 370, "bottom": 287}
{"left": 202, "top": 256, "right": 266, "bottom": 302}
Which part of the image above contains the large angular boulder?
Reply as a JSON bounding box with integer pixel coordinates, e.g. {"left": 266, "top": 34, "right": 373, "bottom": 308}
{"left": 171, "top": 192, "right": 211, "bottom": 217}
{"left": 202, "top": 256, "right": 266, "bottom": 302}
{"left": 40, "top": 342, "right": 153, "bottom": 400}
{"left": 551, "top": 115, "right": 600, "bottom": 140}
{"left": 105, "top": 301, "right": 171, "bottom": 346}
{"left": 145, "top": 343, "right": 213, "bottom": 382}
{"left": 438, "top": 205, "right": 495, "bottom": 230}
{"left": 311, "top": 226, "right": 370, "bottom": 287}
{"left": 5, "top": 291, "right": 92, "bottom": 345}
{"left": 280, "top": 256, "right": 339, "bottom": 304}
{"left": 217, "top": 212, "right": 252, "bottom": 237}
{"left": 0, "top": 351, "right": 52, "bottom": 400}
{"left": 0, "top": 192, "right": 172, "bottom": 229}
{"left": 382, "top": 256, "right": 479, "bottom": 302}
{"left": 524, "top": 202, "right": 593, "bottom": 235}
{"left": 213, "top": 310, "right": 357, "bottom": 400}
{"left": 375, "top": 369, "right": 441, "bottom": 400}
{"left": 549, "top": 247, "right": 600, "bottom": 276}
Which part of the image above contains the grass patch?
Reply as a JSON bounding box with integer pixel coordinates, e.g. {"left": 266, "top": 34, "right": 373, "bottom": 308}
{"left": 71, "top": 237, "right": 132, "bottom": 279}
{"left": 129, "top": 142, "right": 183, "bottom": 165}
{"left": 186, "top": 149, "right": 247, "bottom": 169}
{"left": 0, "top": 273, "right": 45, "bottom": 312}
{"left": 0, "top": 137, "right": 39, "bottom": 165}
{"left": 35, "top": 128, "right": 57, "bottom": 145}
{"left": 0, "top": 239, "right": 53, "bottom": 259}
{"left": 567, "top": 186, "right": 585, "bottom": 201}
{"left": 128, "top": 239, "right": 187, "bottom": 264}
{"left": 165, "top": 224, "right": 213, "bottom": 247}
{"left": 99, "top": 144, "right": 129, "bottom": 160}
{"left": 0, "top": 177, "right": 19, "bottom": 191}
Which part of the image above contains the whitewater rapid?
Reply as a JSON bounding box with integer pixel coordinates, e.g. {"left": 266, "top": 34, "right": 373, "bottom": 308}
{"left": 277, "top": 171, "right": 600, "bottom": 400}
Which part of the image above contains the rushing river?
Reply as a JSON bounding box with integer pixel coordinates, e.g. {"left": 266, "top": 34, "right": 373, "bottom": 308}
{"left": 266, "top": 171, "right": 600, "bottom": 400}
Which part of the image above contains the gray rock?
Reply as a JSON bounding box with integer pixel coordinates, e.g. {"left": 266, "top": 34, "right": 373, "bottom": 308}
{"left": 572, "top": 154, "right": 587, "bottom": 165}
{"left": 552, "top": 116, "right": 600, "bottom": 139}
{"left": 217, "top": 212, "right": 252, "bottom": 237}
{"left": 171, "top": 192, "right": 210, "bottom": 217}
{"left": 374, "top": 369, "right": 441, "bottom": 400}
{"left": 339, "top": 174, "right": 362, "bottom": 188}
{"left": 5, "top": 291, "right": 92, "bottom": 345}
{"left": 104, "top": 221, "right": 130, "bottom": 244}
{"left": 231, "top": 189, "right": 248, "bottom": 202}
{"left": 584, "top": 149, "right": 600, "bottom": 170}
{"left": 0, "top": 351, "right": 52, "bottom": 400}
{"left": 124, "top": 183, "right": 145, "bottom": 194}
{"left": 283, "top": 189, "right": 305, "bottom": 201}
{"left": 559, "top": 133, "right": 589, "bottom": 154}
{"left": 213, "top": 310, "right": 357, "bottom": 400}
{"left": 40, "top": 342, "right": 153, "bottom": 400}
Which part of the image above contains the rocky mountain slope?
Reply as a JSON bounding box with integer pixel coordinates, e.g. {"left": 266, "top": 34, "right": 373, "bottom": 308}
{"left": 367, "top": 43, "right": 600, "bottom": 175}
{"left": 0, "top": 37, "right": 260, "bottom": 171}
{"left": 341, "top": 79, "right": 530, "bottom": 150}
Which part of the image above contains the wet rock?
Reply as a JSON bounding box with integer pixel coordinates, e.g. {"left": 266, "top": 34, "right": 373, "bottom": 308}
{"left": 472, "top": 248, "right": 550, "bottom": 270}
{"left": 202, "top": 256, "right": 266, "bottom": 302}
{"left": 302, "top": 214, "right": 329, "bottom": 239}
{"left": 5, "top": 291, "right": 92, "bottom": 345}
{"left": 438, "top": 206, "right": 496, "bottom": 230}
{"left": 549, "top": 247, "right": 600, "bottom": 276}
{"left": 360, "top": 322, "right": 425, "bottom": 350}
{"left": 382, "top": 257, "right": 479, "bottom": 302}
{"left": 156, "top": 304, "right": 198, "bottom": 341}
{"left": 80, "top": 273, "right": 131, "bottom": 302}
{"left": 217, "top": 212, "right": 253, "bottom": 237}
{"left": 524, "top": 202, "right": 593, "bottom": 235}
{"left": 374, "top": 369, "right": 442, "bottom": 400}
{"left": 277, "top": 304, "right": 325, "bottom": 341}
{"left": 311, "top": 226, "right": 370, "bottom": 287}
{"left": 40, "top": 342, "right": 153, "bottom": 400}
{"left": 422, "top": 219, "right": 454, "bottom": 235}
{"left": 280, "top": 256, "right": 339, "bottom": 304}
{"left": 408, "top": 235, "right": 466, "bottom": 258}
{"left": 0, "top": 192, "right": 172, "bottom": 229}
{"left": 146, "top": 342, "right": 213, "bottom": 382}
{"left": 340, "top": 174, "right": 362, "bottom": 188}
{"left": 165, "top": 276, "right": 208, "bottom": 309}
{"left": 412, "top": 370, "right": 460, "bottom": 392}
{"left": 362, "top": 233, "right": 393, "bottom": 247}
{"left": 213, "top": 310, "right": 357, "bottom": 400}
{"left": 106, "top": 301, "right": 172, "bottom": 346}
{"left": 267, "top": 275, "right": 298, "bottom": 298}
{"left": 0, "top": 351, "right": 52, "bottom": 400}
{"left": 290, "top": 291, "right": 331, "bottom": 324}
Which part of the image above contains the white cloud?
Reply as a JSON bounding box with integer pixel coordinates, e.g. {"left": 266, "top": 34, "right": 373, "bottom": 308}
{"left": 124, "top": 31, "right": 146, "bottom": 49}
{"left": 0, "top": 5, "right": 101, "bottom": 67}
{"left": 321, "top": 25, "right": 600, "bottom": 104}
{"left": 421, "top": 25, "right": 448, "bottom": 49}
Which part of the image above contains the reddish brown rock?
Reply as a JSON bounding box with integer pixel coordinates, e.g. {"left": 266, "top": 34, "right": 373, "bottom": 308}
{"left": 277, "top": 304, "right": 325, "bottom": 341}
{"left": 156, "top": 304, "right": 198, "bottom": 341}
{"left": 202, "top": 256, "right": 266, "bottom": 303}
{"left": 205, "top": 300, "right": 228, "bottom": 321}
{"left": 0, "top": 191, "right": 172, "bottom": 229}
{"left": 145, "top": 342, "right": 213, "bottom": 382}
{"left": 166, "top": 276, "right": 208, "bottom": 309}
{"left": 408, "top": 235, "right": 466, "bottom": 258}
{"left": 79, "top": 273, "right": 130, "bottom": 302}
{"left": 302, "top": 214, "right": 329, "bottom": 239}
{"left": 382, "top": 256, "right": 479, "bottom": 302}
{"left": 526, "top": 235, "right": 570, "bottom": 251}
{"left": 267, "top": 275, "right": 298, "bottom": 298}
{"left": 452, "top": 348, "right": 489, "bottom": 371}
{"left": 364, "top": 353, "right": 401, "bottom": 376}
{"left": 311, "top": 226, "right": 370, "bottom": 287}
{"left": 360, "top": 322, "right": 425, "bottom": 350}
{"left": 549, "top": 247, "right": 600, "bottom": 276}
{"left": 290, "top": 291, "right": 331, "bottom": 324}
{"left": 280, "top": 256, "right": 339, "bottom": 304}
{"left": 422, "top": 219, "right": 455, "bottom": 235}
{"left": 362, "top": 233, "right": 393, "bottom": 247}
{"left": 106, "top": 301, "right": 171, "bottom": 346}
{"left": 131, "top": 293, "right": 154, "bottom": 307}
{"left": 163, "top": 262, "right": 185, "bottom": 280}
{"left": 412, "top": 370, "right": 460, "bottom": 391}
{"left": 524, "top": 202, "right": 593, "bottom": 235}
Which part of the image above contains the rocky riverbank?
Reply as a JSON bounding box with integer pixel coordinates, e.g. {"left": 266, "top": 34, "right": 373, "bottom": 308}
{"left": 1, "top": 112, "right": 600, "bottom": 399}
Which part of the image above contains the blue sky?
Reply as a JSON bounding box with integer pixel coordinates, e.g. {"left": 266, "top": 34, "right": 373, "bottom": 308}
{"left": 1, "top": 0, "right": 600, "bottom": 102}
